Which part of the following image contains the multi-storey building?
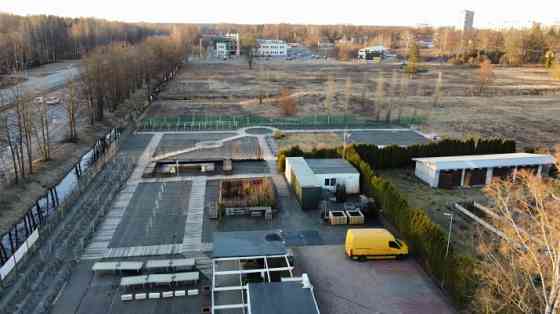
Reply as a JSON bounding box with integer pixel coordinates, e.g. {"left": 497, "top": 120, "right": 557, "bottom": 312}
{"left": 215, "top": 33, "right": 239, "bottom": 58}
{"left": 256, "top": 39, "right": 288, "bottom": 57}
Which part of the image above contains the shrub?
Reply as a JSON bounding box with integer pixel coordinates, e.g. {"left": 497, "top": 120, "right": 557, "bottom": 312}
{"left": 278, "top": 88, "right": 297, "bottom": 116}
{"left": 272, "top": 130, "right": 285, "bottom": 139}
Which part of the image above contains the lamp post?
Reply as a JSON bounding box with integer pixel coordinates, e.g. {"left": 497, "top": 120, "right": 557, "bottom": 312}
{"left": 444, "top": 212, "right": 454, "bottom": 258}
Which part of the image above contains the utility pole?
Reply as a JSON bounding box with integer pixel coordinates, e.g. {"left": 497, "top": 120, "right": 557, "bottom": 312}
{"left": 444, "top": 212, "right": 454, "bottom": 258}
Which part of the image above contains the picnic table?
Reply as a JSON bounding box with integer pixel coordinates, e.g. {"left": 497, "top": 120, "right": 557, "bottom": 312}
{"left": 92, "top": 261, "right": 143, "bottom": 273}
{"left": 120, "top": 271, "right": 199, "bottom": 288}
{"left": 145, "top": 258, "right": 195, "bottom": 272}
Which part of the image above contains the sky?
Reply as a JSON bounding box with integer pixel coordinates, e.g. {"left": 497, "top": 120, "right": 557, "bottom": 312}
{"left": 1, "top": 0, "right": 559, "bottom": 28}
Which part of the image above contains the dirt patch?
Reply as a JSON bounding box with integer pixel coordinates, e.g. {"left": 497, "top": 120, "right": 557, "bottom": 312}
{"left": 275, "top": 133, "right": 342, "bottom": 151}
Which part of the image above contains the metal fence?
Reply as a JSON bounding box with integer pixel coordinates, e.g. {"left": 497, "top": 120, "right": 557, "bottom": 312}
{"left": 140, "top": 114, "right": 426, "bottom": 131}
{"left": 0, "top": 128, "right": 121, "bottom": 267}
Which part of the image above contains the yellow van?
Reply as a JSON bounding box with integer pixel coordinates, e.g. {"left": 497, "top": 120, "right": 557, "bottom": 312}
{"left": 345, "top": 228, "right": 408, "bottom": 260}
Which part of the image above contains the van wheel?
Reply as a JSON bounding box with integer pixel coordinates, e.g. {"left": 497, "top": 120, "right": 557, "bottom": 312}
{"left": 358, "top": 256, "right": 367, "bottom": 262}
{"left": 396, "top": 254, "right": 407, "bottom": 260}
{"left": 351, "top": 255, "right": 359, "bottom": 261}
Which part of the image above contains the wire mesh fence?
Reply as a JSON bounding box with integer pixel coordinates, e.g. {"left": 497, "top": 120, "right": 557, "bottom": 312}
{"left": 140, "top": 114, "right": 426, "bottom": 131}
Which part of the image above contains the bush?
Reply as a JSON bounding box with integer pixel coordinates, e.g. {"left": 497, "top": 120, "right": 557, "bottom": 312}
{"left": 353, "top": 137, "right": 515, "bottom": 170}
{"left": 278, "top": 88, "right": 297, "bottom": 116}
{"left": 272, "top": 130, "right": 285, "bottom": 140}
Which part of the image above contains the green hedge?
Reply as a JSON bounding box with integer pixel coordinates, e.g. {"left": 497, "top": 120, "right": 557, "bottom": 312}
{"left": 353, "top": 138, "right": 515, "bottom": 169}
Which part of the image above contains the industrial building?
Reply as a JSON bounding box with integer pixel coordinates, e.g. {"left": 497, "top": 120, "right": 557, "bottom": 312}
{"left": 211, "top": 231, "right": 320, "bottom": 314}
{"left": 256, "top": 39, "right": 288, "bottom": 57}
{"left": 285, "top": 158, "right": 360, "bottom": 210}
{"left": 413, "top": 153, "right": 555, "bottom": 188}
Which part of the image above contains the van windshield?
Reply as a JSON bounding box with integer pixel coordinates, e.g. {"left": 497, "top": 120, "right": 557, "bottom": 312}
{"left": 395, "top": 239, "right": 402, "bottom": 247}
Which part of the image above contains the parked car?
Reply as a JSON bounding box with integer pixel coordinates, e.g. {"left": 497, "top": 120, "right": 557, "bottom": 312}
{"left": 345, "top": 228, "right": 408, "bottom": 261}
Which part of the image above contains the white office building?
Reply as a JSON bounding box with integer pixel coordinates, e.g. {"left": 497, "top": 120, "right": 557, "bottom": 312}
{"left": 256, "top": 39, "right": 288, "bottom": 57}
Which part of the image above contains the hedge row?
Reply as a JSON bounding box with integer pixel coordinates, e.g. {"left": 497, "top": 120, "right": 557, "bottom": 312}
{"left": 353, "top": 138, "right": 516, "bottom": 169}
{"left": 344, "top": 145, "right": 475, "bottom": 307}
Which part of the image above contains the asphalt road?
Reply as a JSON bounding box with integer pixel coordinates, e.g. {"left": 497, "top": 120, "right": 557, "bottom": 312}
{"left": 0, "top": 61, "right": 80, "bottom": 107}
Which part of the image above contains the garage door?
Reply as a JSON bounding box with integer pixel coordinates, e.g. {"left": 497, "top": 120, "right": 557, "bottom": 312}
{"left": 464, "top": 169, "right": 486, "bottom": 186}
{"left": 439, "top": 170, "right": 462, "bottom": 189}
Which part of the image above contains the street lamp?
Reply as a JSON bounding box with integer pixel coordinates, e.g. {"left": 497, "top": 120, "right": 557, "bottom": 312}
{"left": 443, "top": 212, "right": 454, "bottom": 258}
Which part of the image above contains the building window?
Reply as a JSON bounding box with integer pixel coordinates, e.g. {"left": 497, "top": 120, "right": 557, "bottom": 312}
{"left": 324, "top": 178, "right": 336, "bottom": 186}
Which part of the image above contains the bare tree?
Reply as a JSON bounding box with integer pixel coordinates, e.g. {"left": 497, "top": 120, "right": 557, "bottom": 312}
{"left": 65, "top": 77, "right": 79, "bottom": 141}
{"left": 240, "top": 34, "right": 257, "bottom": 69}
{"left": 325, "top": 75, "right": 336, "bottom": 123}
{"left": 278, "top": 88, "right": 296, "bottom": 116}
{"left": 433, "top": 71, "right": 443, "bottom": 107}
{"left": 479, "top": 59, "right": 495, "bottom": 95}
{"left": 344, "top": 76, "right": 352, "bottom": 116}
{"left": 360, "top": 72, "right": 368, "bottom": 110}
{"left": 11, "top": 86, "right": 32, "bottom": 177}
{"left": 475, "top": 153, "right": 560, "bottom": 314}
{"left": 398, "top": 72, "right": 409, "bottom": 121}
{"left": 374, "top": 71, "right": 385, "bottom": 120}
{"left": 385, "top": 70, "right": 398, "bottom": 122}
{"left": 34, "top": 98, "right": 50, "bottom": 160}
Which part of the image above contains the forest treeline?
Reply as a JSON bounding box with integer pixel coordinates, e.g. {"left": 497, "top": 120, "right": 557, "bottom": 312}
{"left": 210, "top": 23, "right": 560, "bottom": 65}
{"left": 0, "top": 26, "right": 195, "bottom": 184}
{"left": 0, "top": 13, "right": 169, "bottom": 73}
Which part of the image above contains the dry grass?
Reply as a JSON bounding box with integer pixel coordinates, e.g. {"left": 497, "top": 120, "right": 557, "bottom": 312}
{"left": 275, "top": 133, "right": 343, "bottom": 152}
{"left": 148, "top": 61, "right": 560, "bottom": 150}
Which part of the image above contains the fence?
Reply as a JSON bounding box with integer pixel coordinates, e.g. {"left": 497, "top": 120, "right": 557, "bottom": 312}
{"left": 140, "top": 114, "right": 426, "bottom": 131}
{"left": 0, "top": 128, "right": 121, "bottom": 273}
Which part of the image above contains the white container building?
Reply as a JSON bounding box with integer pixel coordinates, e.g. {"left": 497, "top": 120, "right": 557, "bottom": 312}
{"left": 413, "top": 153, "right": 555, "bottom": 188}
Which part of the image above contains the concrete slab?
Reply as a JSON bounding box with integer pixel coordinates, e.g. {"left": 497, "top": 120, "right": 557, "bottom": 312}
{"left": 293, "top": 245, "right": 455, "bottom": 314}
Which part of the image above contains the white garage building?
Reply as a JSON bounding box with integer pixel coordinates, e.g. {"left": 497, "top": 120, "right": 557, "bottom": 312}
{"left": 413, "top": 153, "right": 555, "bottom": 188}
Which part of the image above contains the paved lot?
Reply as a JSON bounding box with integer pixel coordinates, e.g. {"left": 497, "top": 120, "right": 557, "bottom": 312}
{"left": 202, "top": 174, "right": 382, "bottom": 245}
{"left": 343, "top": 130, "right": 430, "bottom": 146}
{"left": 154, "top": 133, "right": 237, "bottom": 157}
{"left": 293, "top": 245, "right": 455, "bottom": 314}
{"left": 110, "top": 181, "right": 191, "bottom": 248}
{"left": 51, "top": 259, "right": 207, "bottom": 314}
{"left": 0, "top": 60, "right": 80, "bottom": 107}
{"left": 161, "top": 136, "right": 260, "bottom": 162}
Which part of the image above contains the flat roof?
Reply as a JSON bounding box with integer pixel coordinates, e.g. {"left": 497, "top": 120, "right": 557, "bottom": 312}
{"left": 413, "top": 153, "right": 555, "bottom": 171}
{"left": 212, "top": 231, "right": 288, "bottom": 258}
{"left": 248, "top": 282, "right": 319, "bottom": 314}
{"left": 286, "top": 157, "right": 321, "bottom": 187}
{"left": 306, "top": 158, "right": 359, "bottom": 175}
